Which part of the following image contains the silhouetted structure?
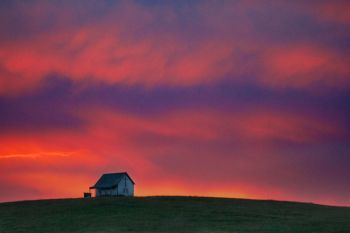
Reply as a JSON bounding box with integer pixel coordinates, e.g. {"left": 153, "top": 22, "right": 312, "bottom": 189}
{"left": 89, "top": 172, "right": 135, "bottom": 197}
{"left": 83, "top": 192, "right": 91, "bottom": 198}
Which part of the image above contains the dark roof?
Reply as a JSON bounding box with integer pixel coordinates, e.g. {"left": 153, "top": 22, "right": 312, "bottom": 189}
{"left": 90, "top": 172, "right": 135, "bottom": 189}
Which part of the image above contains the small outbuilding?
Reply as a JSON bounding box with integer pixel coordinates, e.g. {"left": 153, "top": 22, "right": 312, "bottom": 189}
{"left": 89, "top": 172, "right": 135, "bottom": 197}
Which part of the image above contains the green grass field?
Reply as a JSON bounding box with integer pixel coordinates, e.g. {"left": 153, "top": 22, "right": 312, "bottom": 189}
{"left": 1, "top": 196, "right": 350, "bottom": 233}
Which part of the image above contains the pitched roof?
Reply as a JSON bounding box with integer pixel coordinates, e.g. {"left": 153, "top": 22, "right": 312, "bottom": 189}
{"left": 90, "top": 172, "right": 135, "bottom": 189}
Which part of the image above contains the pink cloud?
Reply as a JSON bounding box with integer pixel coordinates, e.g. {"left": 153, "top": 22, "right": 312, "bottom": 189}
{"left": 262, "top": 45, "right": 350, "bottom": 89}
{"left": 1, "top": 1, "right": 350, "bottom": 96}
{"left": 314, "top": 2, "right": 350, "bottom": 24}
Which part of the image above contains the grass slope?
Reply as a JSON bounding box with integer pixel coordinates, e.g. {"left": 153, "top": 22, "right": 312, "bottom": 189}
{"left": 1, "top": 196, "right": 350, "bottom": 233}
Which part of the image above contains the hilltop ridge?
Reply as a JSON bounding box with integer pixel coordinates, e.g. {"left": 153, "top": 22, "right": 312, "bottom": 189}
{"left": 1, "top": 196, "right": 350, "bottom": 233}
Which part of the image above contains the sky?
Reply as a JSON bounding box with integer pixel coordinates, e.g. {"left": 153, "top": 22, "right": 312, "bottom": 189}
{"left": 0, "top": 0, "right": 350, "bottom": 206}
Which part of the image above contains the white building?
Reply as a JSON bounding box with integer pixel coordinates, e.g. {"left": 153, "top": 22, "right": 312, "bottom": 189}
{"left": 89, "top": 172, "right": 135, "bottom": 197}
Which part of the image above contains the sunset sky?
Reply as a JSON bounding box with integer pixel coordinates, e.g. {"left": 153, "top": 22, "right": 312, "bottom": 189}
{"left": 1, "top": 0, "right": 350, "bottom": 206}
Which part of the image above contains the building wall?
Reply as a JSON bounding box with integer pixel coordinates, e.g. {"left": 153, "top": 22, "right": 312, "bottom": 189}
{"left": 96, "top": 187, "right": 118, "bottom": 197}
{"left": 117, "top": 175, "right": 134, "bottom": 196}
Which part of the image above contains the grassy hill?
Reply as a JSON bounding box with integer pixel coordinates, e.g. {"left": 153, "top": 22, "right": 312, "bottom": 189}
{"left": 1, "top": 196, "right": 350, "bottom": 233}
